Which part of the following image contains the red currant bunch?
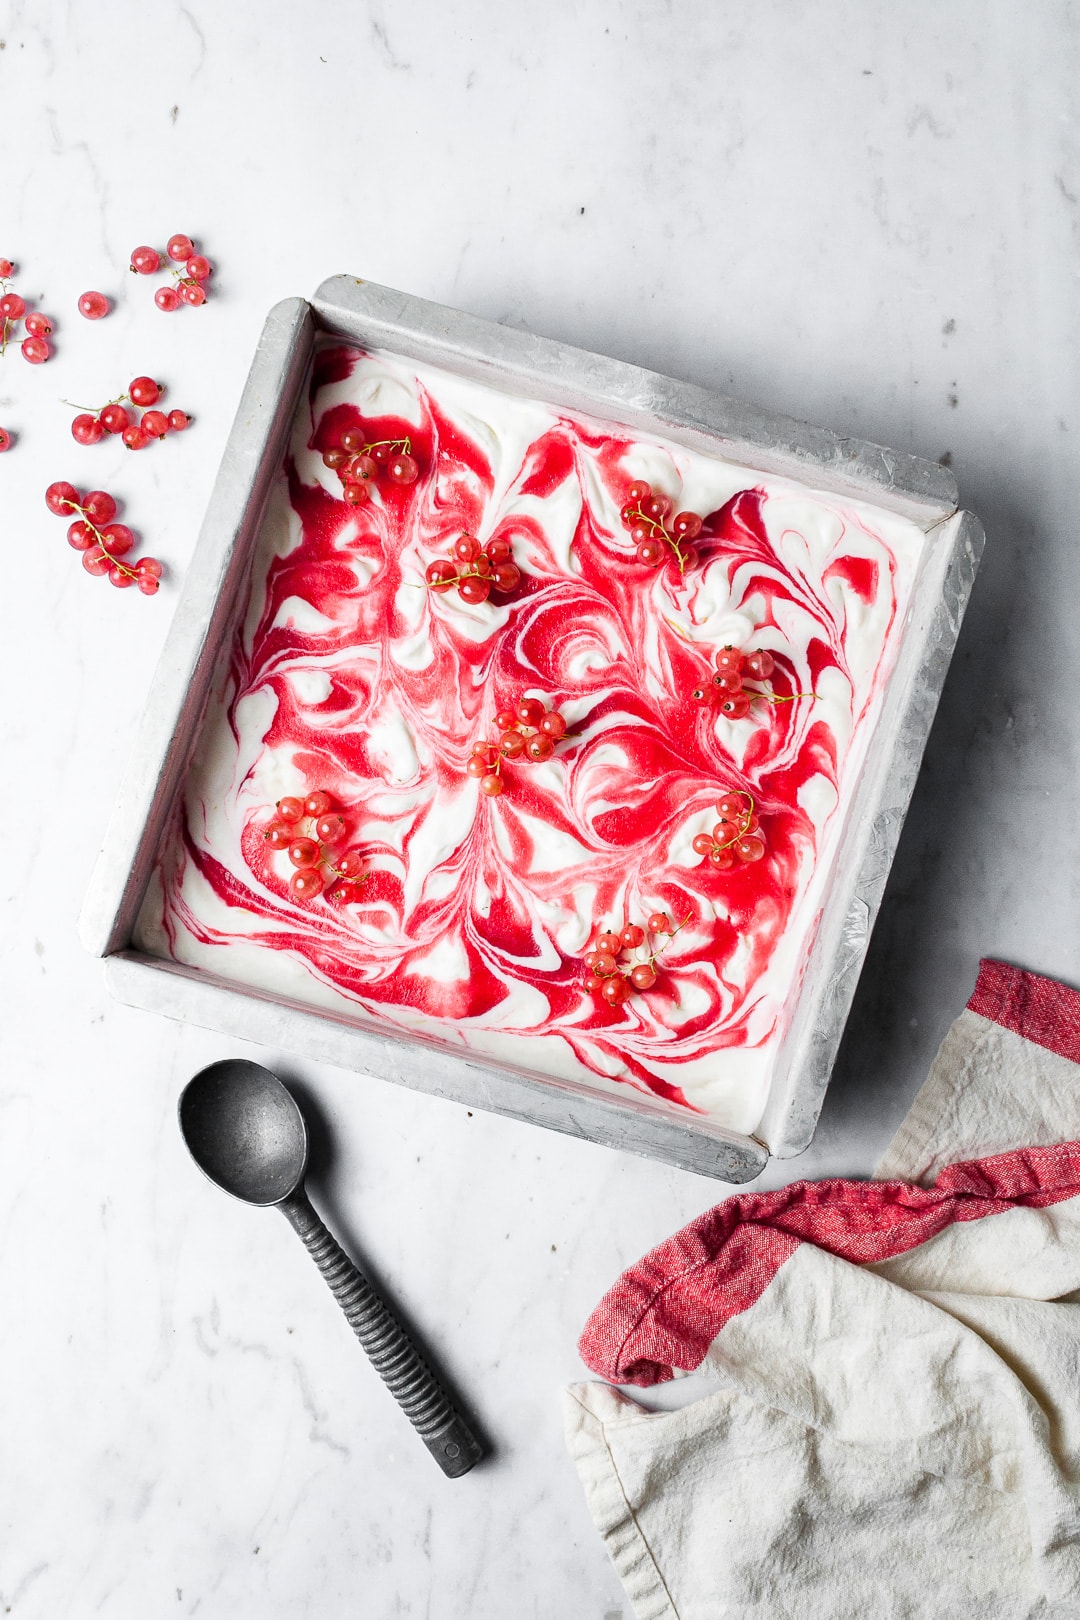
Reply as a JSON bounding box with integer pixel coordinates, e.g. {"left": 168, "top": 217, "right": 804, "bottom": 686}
{"left": 582, "top": 912, "right": 688, "bottom": 1008}
{"left": 0, "top": 260, "right": 55, "bottom": 364}
{"left": 66, "top": 377, "right": 192, "bottom": 449}
{"left": 691, "top": 791, "right": 766, "bottom": 870}
{"left": 424, "top": 532, "right": 522, "bottom": 604}
{"left": 45, "top": 481, "right": 163, "bottom": 594}
{"left": 322, "top": 427, "right": 420, "bottom": 503}
{"left": 467, "top": 695, "right": 570, "bottom": 797}
{"left": 690, "top": 644, "right": 779, "bottom": 716}
{"left": 262, "top": 790, "right": 366, "bottom": 903}
{"left": 618, "top": 479, "right": 705, "bottom": 576}
{"left": 129, "top": 234, "right": 214, "bottom": 310}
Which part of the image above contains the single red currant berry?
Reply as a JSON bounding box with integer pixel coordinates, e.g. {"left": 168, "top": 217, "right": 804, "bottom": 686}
{"left": 620, "top": 502, "right": 639, "bottom": 527}
{"left": 426, "top": 559, "right": 456, "bottom": 593}
{"left": 339, "top": 428, "right": 364, "bottom": 454}
{"left": 672, "top": 511, "right": 703, "bottom": 541}
{"left": 387, "top": 452, "right": 419, "bottom": 485}
{"left": 350, "top": 452, "right": 377, "bottom": 483}
{"left": 277, "top": 797, "right": 304, "bottom": 823}
{"left": 473, "top": 553, "right": 493, "bottom": 577}
{"left": 735, "top": 836, "right": 766, "bottom": 863}
{"left": 499, "top": 730, "right": 526, "bottom": 759}
{"left": 648, "top": 913, "right": 671, "bottom": 934}
{"left": 155, "top": 287, "right": 180, "bottom": 312}
{"left": 78, "top": 291, "right": 109, "bottom": 319}
{"left": 744, "top": 650, "right": 775, "bottom": 680}
{"left": 72, "top": 414, "right": 104, "bottom": 446}
{"left": 459, "top": 575, "right": 491, "bottom": 604}
{"left": 304, "top": 791, "right": 333, "bottom": 817}
{"left": 167, "top": 234, "right": 195, "bottom": 262}
{"left": 264, "top": 823, "right": 293, "bottom": 850}
{"left": 716, "top": 794, "right": 748, "bottom": 820}
{"left": 517, "top": 697, "right": 545, "bottom": 727}
{"left": 186, "top": 255, "right": 212, "bottom": 282}
{"left": 630, "top": 964, "right": 657, "bottom": 991}
{"left": 342, "top": 480, "right": 370, "bottom": 505}
{"left": 720, "top": 694, "right": 752, "bottom": 719}
{"left": 642, "top": 494, "right": 670, "bottom": 521}
{"left": 466, "top": 755, "right": 490, "bottom": 779}
{"left": 315, "top": 813, "right": 346, "bottom": 843}
{"left": 583, "top": 974, "right": 604, "bottom": 993}
{"left": 142, "top": 410, "right": 170, "bottom": 439}
{"left": 621, "top": 924, "right": 645, "bottom": 948}
{"left": 602, "top": 976, "right": 630, "bottom": 1007}
{"left": 628, "top": 521, "right": 653, "bottom": 546}
{"left": 592, "top": 951, "right": 618, "bottom": 976}
{"left": 83, "top": 547, "right": 111, "bottom": 576}
{"left": 0, "top": 258, "right": 13, "bottom": 277}
{"left": 709, "top": 846, "right": 735, "bottom": 869}
{"left": 179, "top": 282, "right": 206, "bottom": 307}
{"left": 713, "top": 671, "right": 743, "bottom": 693}
{"left": 526, "top": 733, "right": 554, "bottom": 762}
{"left": 67, "top": 521, "right": 96, "bottom": 551}
{"left": 290, "top": 868, "right": 324, "bottom": 900}
{"left": 0, "top": 427, "right": 10, "bottom": 452}
{"left": 492, "top": 562, "right": 521, "bottom": 593}
{"left": 494, "top": 709, "right": 518, "bottom": 733}
{"left": 338, "top": 850, "right": 365, "bottom": 879}
{"left": 100, "top": 403, "right": 131, "bottom": 434}
{"left": 472, "top": 742, "right": 499, "bottom": 765}
{"left": 596, "top": 931, "right": 622, "bottom": 955}
{"left": 715, "top": 646, "right": 744, "bottom": 674}
{"left": 454, "top": 534, "right": 481, "bottom": 564}
{"left": 24, "top": 312, "right": 52, "bottom": 337}
{"left": 0, "top": 292, "right": 26, "bottom": 319}
{"left": 131, "top": 246, "right": 162, "bottom": 275}
{"left": 692, "top": 833, "right": 715, "bottom": 856}
{"left": 46, "top": 481, "right": 81, "bottom": 515}
{"left": 129, "top": 376, "right": 162, "bottom": 407}
{"left": 626, "top": 480, "right": 651, "bottom": 504}
{"left": 288, "top": 837, "right": 321, "bottom": 868}
{"left": 636, "top": 537, "right": 665, "bottom": 567}
{"left": 101, "top": 523, "right": 134, "bottom": 556}
{"left": 134, "top": 557, "right": 163, "bottom": 579}
{"left": 371, "top": 442, "right": 393, "bottom": 465}
{"left": 539, "top": 711, "right": 567, "bottom": 740}
{"left": 109, "top": 565, "right": 135, "bottom": 588}
{"left": 167, "top": 409, "right": 190, "bottom": 432}
{"left": 713, "top": 821, "right": 741, "bottom": 846}
{"left": 690, "top": 687, "right": 714, "bottom": 705}
{"left": 480, "top": 772, "right": 503, "bottom": 796}
{"left": 584, "top": 951, "right": 602, "bottom": 972}
{"left": 485, "top": 537, "right": 512, "bottom": 562}
{"left": 21, "top": 336, "right": 50, "bottom": 364}
{"left": 122, "top": 424, "right": 150, "bottom": 450}
{"left": 136, "top": 571, "right": 160, "bottom": 595}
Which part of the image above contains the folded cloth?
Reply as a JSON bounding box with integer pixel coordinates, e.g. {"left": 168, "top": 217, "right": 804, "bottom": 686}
{"left": 565, "top": 960, "right": 1080, "bottom": 1619}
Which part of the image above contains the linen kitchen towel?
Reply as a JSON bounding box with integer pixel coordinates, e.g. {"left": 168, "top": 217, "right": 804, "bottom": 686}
{"left": 565, "top": 959, "right": 1080, "bottom": 1619}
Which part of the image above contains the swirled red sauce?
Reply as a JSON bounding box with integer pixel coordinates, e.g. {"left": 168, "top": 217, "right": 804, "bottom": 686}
{"left": 137, "top": 344, "right": 928, "bottom": 1130}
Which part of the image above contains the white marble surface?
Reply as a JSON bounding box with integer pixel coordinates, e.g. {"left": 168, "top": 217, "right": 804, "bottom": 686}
{"left": 2, "top": 2, "right": 1079, "bottom": 1615}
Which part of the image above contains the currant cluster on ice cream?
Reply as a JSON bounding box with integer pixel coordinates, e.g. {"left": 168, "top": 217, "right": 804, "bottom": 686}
{"left": 136, "top": 342, "right": 932, "bottom": 1132}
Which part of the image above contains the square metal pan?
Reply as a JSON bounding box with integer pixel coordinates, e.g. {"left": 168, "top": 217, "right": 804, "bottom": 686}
{"left": 81, "top": 277, "right": 983, "bottom": 1183}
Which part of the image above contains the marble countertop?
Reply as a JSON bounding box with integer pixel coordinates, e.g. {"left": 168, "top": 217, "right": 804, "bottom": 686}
{"left": 3, "top": 2, "right": 1078, "bottom": 1615}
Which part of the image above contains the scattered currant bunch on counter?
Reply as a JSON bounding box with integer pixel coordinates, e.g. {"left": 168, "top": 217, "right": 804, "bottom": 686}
{"left": 322, "top": 428, "right": 420, "bottom": 504}
{"left": 0, "top": 259, "right": 55, "bottom": 363}
{"left": 691, "top": 644, "right": 811, "bottom": 718}
{"left": 263, "top": 791, "right": 367, "bottom": 903}
{"left": 619, "top": 480, "right": 705, "bottom": 575}
{"left": 424, "top": 532, "right": 521, "bottom": 603}
{"left": 66, "top": 375, "right": 191, "bottom": 449}
{"left": 692, "top": 791, "right": 766, "bottom": 869}
{"left": 128, "top": 233, "right": 214, "bottom": 310}
{"left": 45, "top": 481, "right": 162, "bottom": 594}
{"left": 467, "top": 695, "right": 570, "bottom": 796}
{"left": 582, "top": 912, "right": 690, "bottom": 1008}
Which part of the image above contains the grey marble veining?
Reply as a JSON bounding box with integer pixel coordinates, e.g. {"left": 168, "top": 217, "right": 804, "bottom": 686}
{"left": 2, "top": 2, "right": 1078, "bottom": 1615}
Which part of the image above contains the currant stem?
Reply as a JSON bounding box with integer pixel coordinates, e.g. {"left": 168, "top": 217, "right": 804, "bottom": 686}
{"left": 63, "top": 392, "right": 131, "bottom": 412}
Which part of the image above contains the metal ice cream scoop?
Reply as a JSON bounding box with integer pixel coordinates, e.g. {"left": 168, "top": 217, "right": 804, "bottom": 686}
{"left": 178, "top": 1058, "right": 484, "bottom": 1478}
